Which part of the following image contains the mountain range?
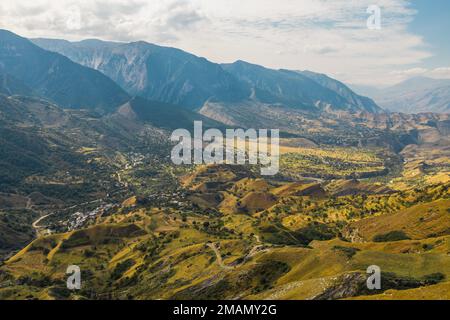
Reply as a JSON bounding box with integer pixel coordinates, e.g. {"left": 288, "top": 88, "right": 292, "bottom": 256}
{"left": 0, "top": 29, "right": 447, "bottom": 154}
{"left": 0, "top": 28, "right": 447, "bottom": 137}
{"left": 0, "top": 30, "right": 130, "bottom": 112}
{"left": 31, "top": 35, "right": 382, "bottom": 115}
{"left": 352, "top": 77, "right": 450, "bottom": 114}
{"left": 1, "top": 29, "right": 449, "bottom": 152}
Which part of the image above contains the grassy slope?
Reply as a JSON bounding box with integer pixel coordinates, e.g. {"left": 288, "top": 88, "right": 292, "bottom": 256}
{"left": 346, "top": 199, "right": 450, "bottom": 241}
{"left": 1, "top": 165, "right": 449, "bottom": 300}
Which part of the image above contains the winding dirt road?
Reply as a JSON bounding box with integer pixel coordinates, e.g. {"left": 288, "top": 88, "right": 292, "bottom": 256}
{"left": 207, "top": 238, "right": 269, "bottom": 270}
{"left": 32, "top": 213, "right": 55, "bottom": 236}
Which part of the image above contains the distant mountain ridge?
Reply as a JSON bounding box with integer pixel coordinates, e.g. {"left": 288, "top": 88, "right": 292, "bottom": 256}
{"left": 353, "top": 77, "right": 450, "bottom": 114}
{"left": 298, "top": 70, "right": 381, "bottom": 114}
{"left": 32, "top": 36, "right": 383, "bottom": 114}
{"left": 0, "top": 30, "right": 130, "bottom": 112}
{"left": 33, "top": 38, "right": 249, "bottom": 110}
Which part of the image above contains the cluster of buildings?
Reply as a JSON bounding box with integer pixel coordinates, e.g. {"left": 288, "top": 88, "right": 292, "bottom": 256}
{"left": 67, "top": 203, "right": 115, "bottom": 231}
{"left": 123, "top": 152, "right": 146, "bottom": 170}
{"left": 144, "top": 190, "right": 191, "bottom": 210}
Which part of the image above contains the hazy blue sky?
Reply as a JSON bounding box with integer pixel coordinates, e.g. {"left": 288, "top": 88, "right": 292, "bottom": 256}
{"left": 408, "top": 0, "right": 450, "bottom": 68}
{"left": 0, "top": 0, "right": 448, "bottom": 87}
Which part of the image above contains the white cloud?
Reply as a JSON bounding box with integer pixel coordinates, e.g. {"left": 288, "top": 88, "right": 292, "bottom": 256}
{"left": 428, "top": 67, "right": 450, "bottom": 79}
{"left": 390, "top": 67, "right": 450, "bottom": 81}
{"left": 0, "top": 0, "right": 437, "bottom": 86}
